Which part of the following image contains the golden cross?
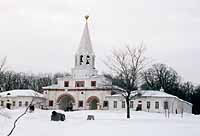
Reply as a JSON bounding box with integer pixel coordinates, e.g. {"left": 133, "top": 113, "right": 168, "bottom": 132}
{"left": 85, "top": 15, "right": 89, "bottom": 22}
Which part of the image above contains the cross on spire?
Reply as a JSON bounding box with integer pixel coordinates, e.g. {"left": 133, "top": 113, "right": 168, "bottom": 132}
{"left": 85, "top": 15, "right": 89, "bottom": 23}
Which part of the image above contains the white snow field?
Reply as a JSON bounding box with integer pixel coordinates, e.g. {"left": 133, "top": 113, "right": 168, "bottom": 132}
{"left": 0, "top": 109, "right": 200, "bottom": 136}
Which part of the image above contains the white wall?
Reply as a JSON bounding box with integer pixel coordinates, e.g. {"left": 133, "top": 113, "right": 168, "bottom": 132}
{"left": 45, "top": 89, "right": 111, "bottom": 110}
{"left": 106, "top": 96, "right": 192, "bottom": 114}
{"left": 57, "top": 75, "right": 111, "bottom": 89}
{"left": 45, "top": 74, "right": 112, "bottom": 110}
{"left": 0, "top": 96, "right": 46, "bottom": 109}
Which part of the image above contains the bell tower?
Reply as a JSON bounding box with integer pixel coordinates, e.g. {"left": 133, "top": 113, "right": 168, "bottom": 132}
{"left": 72, "top": 16, "right": 97, "bottom": 78}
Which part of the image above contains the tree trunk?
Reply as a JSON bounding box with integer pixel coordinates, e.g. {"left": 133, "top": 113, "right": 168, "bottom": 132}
{"left": 126, "top": 98, "right": 130, "bottom": 119}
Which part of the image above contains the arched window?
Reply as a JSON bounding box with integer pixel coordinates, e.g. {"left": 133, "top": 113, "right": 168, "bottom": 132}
{"left": 86, "top": 55, "right": 90, "bottom": 64}
{"left": 80, "top": 55, "right": 83, "bottom": 65}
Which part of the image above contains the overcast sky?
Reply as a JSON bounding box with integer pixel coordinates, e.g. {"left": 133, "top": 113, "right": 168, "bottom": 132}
{"left": 0, "top": 0, "right": 199, "bottom": 84}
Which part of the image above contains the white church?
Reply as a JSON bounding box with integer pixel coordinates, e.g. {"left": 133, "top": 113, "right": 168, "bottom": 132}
{"left": 42, "top": 16, "right": 192, "bottom": 114}
{"left": 42, "top": 16, "right": 113, "bottom": 111}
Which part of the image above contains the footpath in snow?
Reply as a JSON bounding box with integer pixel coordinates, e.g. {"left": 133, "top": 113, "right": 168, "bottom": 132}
{"left": 0, "top": 109, "right": 200, "bottom": 136}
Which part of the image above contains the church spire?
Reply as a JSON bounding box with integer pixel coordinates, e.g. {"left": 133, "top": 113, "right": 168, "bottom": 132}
{"left": 72, "top": 16, "right": 98, "bottom": 78}
{"left": 76, "top": 15, "right": 94, "bottom": 55}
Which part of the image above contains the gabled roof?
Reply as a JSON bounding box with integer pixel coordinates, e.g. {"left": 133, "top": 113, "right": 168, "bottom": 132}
{"left": 76, "top": 17, "right": 94, "bottom": 55}
{"left": 0, "top": 89, "right": 44, "bottom": 98}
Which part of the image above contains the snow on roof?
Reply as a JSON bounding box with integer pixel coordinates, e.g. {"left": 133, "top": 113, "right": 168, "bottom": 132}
{"left": 111, "top": 90, "right": 177, "bottom": 98}
{"left": 110, "top": 90, "right": 192, "bottom": 105}
{"left": 0, "top": 90, "right": 44, "bottom": 98}
{"left": 42, "top": 84, "right": 63, "bottom": 89}
{"left": 141, "top": 90, "right": 177, "bottom": 98}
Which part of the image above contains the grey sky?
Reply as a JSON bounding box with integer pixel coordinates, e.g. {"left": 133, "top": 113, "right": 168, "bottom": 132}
{"left": 0, "top": 0, "right": 199, "bottom": 84}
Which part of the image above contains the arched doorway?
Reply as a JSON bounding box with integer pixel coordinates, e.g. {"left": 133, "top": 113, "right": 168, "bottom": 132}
{"left": 87, "top": 96, "right": 100, "bottom": 110}
{"left": 57, "top": 94, "right": 75, "bottom": 111}
{"left": 6, "top": 103, "right": 11, "bottom": 109}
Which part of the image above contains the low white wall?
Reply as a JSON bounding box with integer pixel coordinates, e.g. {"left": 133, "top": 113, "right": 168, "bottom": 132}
{"left": 0, "top": 96, "right": 46, "bottom": 109}
{"left": 106, "top": 96, "right": 192, "bottom": 114}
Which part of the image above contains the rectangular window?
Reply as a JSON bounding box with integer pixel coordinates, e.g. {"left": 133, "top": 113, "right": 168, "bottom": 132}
{"left": 122, "top": 101, "right": 125, "bottom": 108}
{"left": 155, "top": 101, "right": 159, "bottom": 109}
{"left": 19, "top": 101, "right": 22, "bottom": 107}
{"left": 147, "top": 101, "right": 150, "bottom": 109}
{"left": 75, "top": 81, "right": 85, "bottom": 87}
{"left": 103, "top": 101, "right": 108, "bottom": 107}
{"left": 113, "top": 101, "right": 117, "bottom": 108}
{"left": 49, "top": 100, "right": 53, "bottom": 107}
{"left": 130, "top": 101, "right": 134, "bottom": 108}
{"left": 13, "top": 101, "right": 15, "bottom": 107}
{"left": 64, "top": 81, "right": 69, "bottom": 87}
{"left": 78, "top": 101, "right": 83, "bottom": 107}
{"left": 1, "top": 101, "right": 4, "bottom": 106}
{"left": 164, "top": 101, "right": 168, "bottom": 109}
{"left": 91, "top": 81, "right": 96, "bottom": 87}
{"left": 25, "top": 101, "right": 29, "bottom": 106}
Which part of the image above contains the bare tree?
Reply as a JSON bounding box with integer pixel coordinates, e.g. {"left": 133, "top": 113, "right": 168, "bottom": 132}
{"left": 105, "top": 44, "right": 147, "bottom": 119}
{"left": 0, "top": 56, "right": 7, "bottom": 72}
{"left": 7, "top": 99, "right": 34, "bottom": 136}
{"left": 142, "top": 63, "right": 180, "bottom": 94}
{"left": 0, "top": 57, "right": 7, "bottom": 92}
{"left": 7, "top": 96, "right": 43, "bottom": 136}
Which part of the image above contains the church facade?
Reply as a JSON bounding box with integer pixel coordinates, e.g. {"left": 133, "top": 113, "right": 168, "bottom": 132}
{"left": 42, "top": 17, "right": 192, "bottom": 114}
{"left": 42, "top": 17, "right": 112, "bottom": 111}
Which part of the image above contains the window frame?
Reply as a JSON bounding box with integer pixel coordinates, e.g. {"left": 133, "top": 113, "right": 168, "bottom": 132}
{"left": 19, "top": 101, "right": 22, "bottom": 107}
{"left": 13, "top": 101, "right": 16, "bottom": 107}
{"left": 103, "top": 101, "right": 109, "bottom": 107}
{"left": 75, "top": 81, "right": 85, "bottom": 87}
{"left": 1, "top": 101, "right": 4, "bottom": 106}
{"left": 91, "top": 81, "right": 96, "bottom": 87}
{"left": 113, "top": 101, "right": 117, "bottom": 108}
{"left": 147, "top": 101, "right": 151, "bottom": 109}
{"left": 49, "top": 100, "right": 54, "bottom": 107}
{"left": 78, "top": 101, "right": 83, "bottom": 107}
{"left": 64, "top": 81, "right": 69, "bottom": 87}
{"left": 86, "top": 55, "right": 90, "bottom": 64}
{"left": 80, "top": 55, "right": 84, "bottom": 65}
{"left": 155, "top": 101, "right": 159, "bottom": 109}
{"left": 25, "top": 101, "right": 29, "bottom": 106}
{"left": 130, "top": 101, "right": 134, "bottom": 108}
{"left": 164, "top": 101, "right": 169, "bottom": 109}
{"left": 122, "top": 101, "right": 125, "bottom": 108}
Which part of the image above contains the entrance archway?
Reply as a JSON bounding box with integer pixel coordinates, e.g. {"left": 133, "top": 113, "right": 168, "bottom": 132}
{"left": 6, "top": 103, "right": 11, "bottom": 109}
{"left": 57, "top": 94, "right": 75, "bottom": 111}
{"left": 87, "top": 96, "right": 100, "bottom": 110}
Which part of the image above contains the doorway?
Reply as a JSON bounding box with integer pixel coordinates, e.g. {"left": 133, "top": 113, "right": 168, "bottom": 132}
{"left": 57, "top": 94, "right": 75, "bottom": 111}
{"left": 87, "top": 96, "right": 100, "bottom": 110}
{"left": 6, "top": 103, "right": 11, "bottom": 109}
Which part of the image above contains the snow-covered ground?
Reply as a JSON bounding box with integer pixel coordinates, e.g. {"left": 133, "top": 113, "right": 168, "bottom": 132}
{"left": 0, "top": 109, "right": 200, "bottom": 136}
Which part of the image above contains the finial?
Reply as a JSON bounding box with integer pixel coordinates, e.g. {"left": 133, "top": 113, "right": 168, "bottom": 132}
{"left": 85, "top": 15, "right": 89, "bottom": 22}
{"left": 160, "top": 87, "right": 164, "bottom": 92}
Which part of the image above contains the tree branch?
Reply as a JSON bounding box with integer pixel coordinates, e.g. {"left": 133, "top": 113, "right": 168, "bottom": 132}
{"left": 6, "top": 98, "right": 43, "bottom": 136}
